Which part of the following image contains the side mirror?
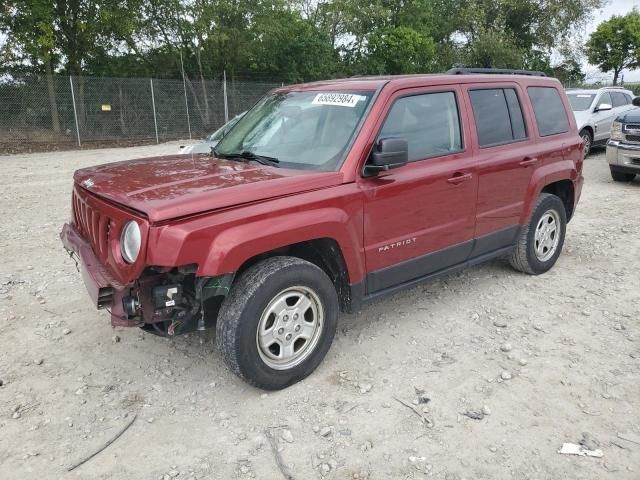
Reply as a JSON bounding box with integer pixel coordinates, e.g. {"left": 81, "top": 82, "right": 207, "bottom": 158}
{"left": 633, "top": 97, "right": 640, "bottom": 107}
{"left": 596, "top": 103, "right": 612, "bottom": 112}
{"left": 364, "top": 137, "right": 409, "bottom": 176}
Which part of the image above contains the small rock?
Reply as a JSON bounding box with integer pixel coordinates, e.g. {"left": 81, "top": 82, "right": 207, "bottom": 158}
{"left": 489, "top": 445, "right": 498, "bottom": 453}
{"left": 463, "top": 409, "right": 484, "bottom": 420}
{"left": 500, "top": 371, "right": 512, "bottom": 380}
{"left": 239, "top": 465, "right": 250, "bottom": 474}
{"left": 500, "top": 342, "right": 512, "bottom": 352}
{"left": 518, "top": 358, "right": 528, "bottom": 366}
{"left": 168, "top": 470, "right": 179, "bottom": 478}
{"left": 359, "top": 383, "right": 372, "bottom": 394}
{"left": 280, "top": 429, "right": 294, "bottom": 443}
{"left": 147, "top": 417, "right": 154, "bottom": 423}
{"left": 112, "top": 335, "right": 121, "bottom": 343}
{"left": 12, "top": 412, "right": 21, "bottom": 419}
{"left": 62, "top": 328, "right": 71, "bottom": 335}
{"left": 320, "top": 463, "right": 331, "bottom": 475}
{"left": 260, "top": 393, "right": 268, "bottom": 399}
{"left": 614, "top": 324, "right": 625, "bottom": 331}
{"left": 493, "top": 319, "right": 508, "bottom": 328}
{"left": 319, "top": 426, "right": 332, "bottom": 437}
{"left": 482, "top": 405, "right": 491, "bottom": 416}
{"left": 582, "top": 310, "right": 591, "bottom": 317}
{"left": 34, "top": 358, "right": 43, "bottom": 365}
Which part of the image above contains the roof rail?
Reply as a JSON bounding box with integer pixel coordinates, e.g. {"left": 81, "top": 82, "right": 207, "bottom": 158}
{"left": 601, "top": 86, "right": 626, "bottom": 90}
{"left": 447, "top": 67, "right": 547, "bottom": 77}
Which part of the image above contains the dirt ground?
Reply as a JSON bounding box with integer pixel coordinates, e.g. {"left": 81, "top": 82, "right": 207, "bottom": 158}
{"left": 1, "top": 143, "right": 639, "bottom": 480}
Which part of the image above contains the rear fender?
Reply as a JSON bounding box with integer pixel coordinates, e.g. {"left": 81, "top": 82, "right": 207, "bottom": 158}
{"left": 520, "top": 159, "right": 577, "bottom": 224}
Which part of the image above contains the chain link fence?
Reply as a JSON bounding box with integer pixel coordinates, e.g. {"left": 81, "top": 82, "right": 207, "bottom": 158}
{"left": 0, "top": 73, "right": 281, "bottom": 153}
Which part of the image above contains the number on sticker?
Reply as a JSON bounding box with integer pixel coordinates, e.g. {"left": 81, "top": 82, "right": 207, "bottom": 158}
{"left": 312, "top": 93, "right": 361, "bottom": 107}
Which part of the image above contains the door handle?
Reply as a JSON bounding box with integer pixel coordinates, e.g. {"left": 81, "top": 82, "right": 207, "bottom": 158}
{"left": 447, "top": 172, "right": 472, "bottom": 185}
{"left": 520, "top": 156, "right": 538, "bottom": 167}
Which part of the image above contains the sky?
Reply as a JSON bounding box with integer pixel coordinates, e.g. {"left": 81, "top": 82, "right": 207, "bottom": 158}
{"left": 582, "top": 0, "right": 640, "bottom": 83}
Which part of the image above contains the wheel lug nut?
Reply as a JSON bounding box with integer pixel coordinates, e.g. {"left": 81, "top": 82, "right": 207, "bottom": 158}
{"left": 283, "top": 315, "right": 289, "bottom": 321}
{"left": 295, "top": 325, "right": 300, "bottom": 332}
{"left": 285, "top": 334, "right": 292, "bottom": 341}
{"left": 293, "top": 314, "right": 299, "bottom": 320}
{"left": 278, "top": 328, "right": 284, "bottom": 335}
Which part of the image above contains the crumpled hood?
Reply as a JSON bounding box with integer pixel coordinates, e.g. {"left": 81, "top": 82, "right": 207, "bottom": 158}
{"left": 74, "top": 155, "right": 343, "bottom": 222}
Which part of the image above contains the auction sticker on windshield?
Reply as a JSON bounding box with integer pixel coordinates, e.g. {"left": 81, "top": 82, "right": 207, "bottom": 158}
{"left": 312, "top": 93, "right": 362, "bottom": 107}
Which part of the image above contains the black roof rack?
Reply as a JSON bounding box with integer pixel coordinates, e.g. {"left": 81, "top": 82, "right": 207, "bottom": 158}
{"left": 447, "top": 67, "right": 546, "bottom": 77}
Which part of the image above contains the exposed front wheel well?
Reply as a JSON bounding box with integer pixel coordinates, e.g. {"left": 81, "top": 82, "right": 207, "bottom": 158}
{"left": 235, "top": 238, "right": 353, "bottom": 312}
{"left": 542, "top": 180, "right": 575, "bottom": 221}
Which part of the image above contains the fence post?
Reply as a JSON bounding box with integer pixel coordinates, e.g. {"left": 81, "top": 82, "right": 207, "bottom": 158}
{"left": 223, "top": 70, "right": 229, "bottom": 122}
{"left": 69, "top": 76, "right": 81, "bottom": 147}
{"left": 179, "top": 51, "right": 192, "bottom": 140}
{"left": 150, "top": 79, "right": 159, "bottom": 144}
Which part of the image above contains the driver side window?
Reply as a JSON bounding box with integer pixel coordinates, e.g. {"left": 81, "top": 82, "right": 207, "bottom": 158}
{"left": 379, "top": 92, "right": 463, "bottom": 162}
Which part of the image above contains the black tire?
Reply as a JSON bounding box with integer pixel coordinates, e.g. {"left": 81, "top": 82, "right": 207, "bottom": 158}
{"left": 579, "top": 129, "right": 592, "bottom": 157}
{"left": 216, "top": 256, "right": 338, "bottom": 390}
{"left": 509, "top": 193, "right": 567, "bottom": 275}
{"left": 610, "top": 167, "right": 635, "bottom": 182}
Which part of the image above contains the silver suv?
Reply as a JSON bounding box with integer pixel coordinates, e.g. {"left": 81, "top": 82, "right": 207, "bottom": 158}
{"left": 607, "top": 96, "right": 640, "bottom": 182}
{"left": 566, "top": 87, "right": 635, "bottom": 156}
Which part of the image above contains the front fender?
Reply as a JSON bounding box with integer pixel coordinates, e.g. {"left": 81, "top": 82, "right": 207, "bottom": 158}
{"left": 197, "top": 207, "right": 363, "bottom": 280}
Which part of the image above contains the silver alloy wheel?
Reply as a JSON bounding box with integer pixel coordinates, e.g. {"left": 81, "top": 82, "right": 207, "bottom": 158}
{"left": 582, "top": 133, "right": 591, "bottom": 156}
{"left": 256, "top": 286, "right": 324, "bottom": 370}
{"left": 534, "top": 209, "right": 561, "bottom": 262}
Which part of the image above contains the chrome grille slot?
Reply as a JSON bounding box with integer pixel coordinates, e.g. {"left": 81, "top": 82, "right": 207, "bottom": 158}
{"left": 72, "top": 188, "right": 112, "bottom": 261}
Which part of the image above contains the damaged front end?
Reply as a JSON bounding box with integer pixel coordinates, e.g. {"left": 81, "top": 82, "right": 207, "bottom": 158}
{"left": 121, "top": 266, "right": 234, "bottom": 336}
{"left": 61, "top": 221, "right": 233, "bottom": 337}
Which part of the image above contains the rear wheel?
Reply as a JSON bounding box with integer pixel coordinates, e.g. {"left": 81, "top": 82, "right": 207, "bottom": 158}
{"left": 610, "top": 167, "right": 635, "bottom": 182}
{"left": 509, "top": 193, "right": 567, "bottom": 275}
{"left": 579, "top": 129, "right": 592, "bottom": 157}
{"left": 216, "top": 256, "right": 338, "bottom": 390}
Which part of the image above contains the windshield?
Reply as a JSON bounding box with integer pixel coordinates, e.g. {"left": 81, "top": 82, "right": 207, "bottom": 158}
{"left": 567, "top": 93, "right": 595, "bottom": 111}
{"left": 214, "top": 90, "right": 374, "bottom": 170}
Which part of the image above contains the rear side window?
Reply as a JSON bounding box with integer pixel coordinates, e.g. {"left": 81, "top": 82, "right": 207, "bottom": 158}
{"left": 379, "top": 91, "right": 463, "bottom": 162}
{"left": 527, "top": 87, "right": 570, "bottom": 137}
{"left": 611, "top": 92, "right": 628, "bottom": 107}
{"left": 469, "top": 88, "right": 527, "bottom": 147}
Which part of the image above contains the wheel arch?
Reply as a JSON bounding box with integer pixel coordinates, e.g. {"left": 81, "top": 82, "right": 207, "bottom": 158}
{"left": 233, "top": 238, "right": 354, "bottom": 313}
{"left": 541, "top": 179, "right": 575, "bottom": 221}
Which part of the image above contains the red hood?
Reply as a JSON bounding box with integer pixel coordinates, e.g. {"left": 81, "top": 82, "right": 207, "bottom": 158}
{"left": 73, "top": 155, "right": 343, "bottom": 222}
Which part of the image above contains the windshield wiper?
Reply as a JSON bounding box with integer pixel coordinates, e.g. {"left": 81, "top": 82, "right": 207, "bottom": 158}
{"left": 214, "top": 150, "right": 280, "bottom": 166}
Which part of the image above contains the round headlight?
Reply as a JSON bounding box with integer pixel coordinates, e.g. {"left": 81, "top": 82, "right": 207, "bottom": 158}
{"left": 120, "top": 221, "right": 141, "bottom": 264}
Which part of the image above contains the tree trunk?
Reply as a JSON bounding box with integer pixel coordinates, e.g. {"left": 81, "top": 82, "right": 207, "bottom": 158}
{"left": 613, "top": 69, "right": 620, "bottom": 86}
{"left": 45, "top": 61, "right": 61, "bottom": 133}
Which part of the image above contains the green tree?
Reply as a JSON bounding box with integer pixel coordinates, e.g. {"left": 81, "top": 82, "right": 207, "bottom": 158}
{"left": 586, "top": 9, "right": 640, "bottom": 85}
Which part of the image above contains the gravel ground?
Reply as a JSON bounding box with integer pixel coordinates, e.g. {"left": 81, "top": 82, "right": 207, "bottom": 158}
{"left": 0, "top": 144, "right": 639, "bottom": 480}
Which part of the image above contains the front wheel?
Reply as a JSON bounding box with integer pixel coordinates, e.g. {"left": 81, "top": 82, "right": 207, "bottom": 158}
{"left": 509, "top": 193, "right": 567, "bottom": 275}
{"left": 216, "top": 256, "right": 338, "bottom": 390}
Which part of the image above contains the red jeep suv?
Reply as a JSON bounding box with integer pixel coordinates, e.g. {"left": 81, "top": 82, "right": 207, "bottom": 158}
{"left": 61, "top": 68, "right": 584, "bottom": 390}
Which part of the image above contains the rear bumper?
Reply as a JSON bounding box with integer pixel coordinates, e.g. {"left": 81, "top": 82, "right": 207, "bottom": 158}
{"left": 60, "top": 223, "right": 134, "bottom": 327}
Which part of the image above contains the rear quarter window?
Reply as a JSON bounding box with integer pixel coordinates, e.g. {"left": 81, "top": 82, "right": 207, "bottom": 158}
{"left": 527, "top": 87, "right": 570, "bottom": 137}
